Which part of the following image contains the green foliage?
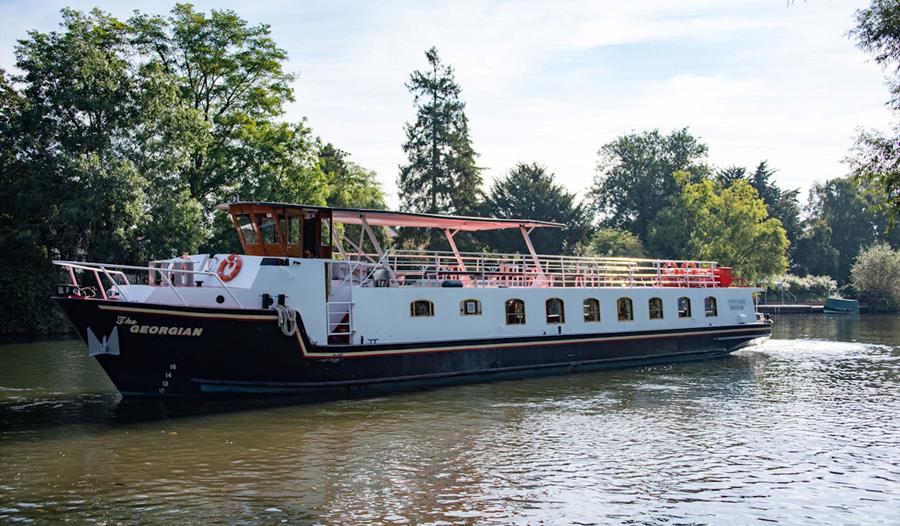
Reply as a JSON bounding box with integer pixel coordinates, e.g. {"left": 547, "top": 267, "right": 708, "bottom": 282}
{"left": 792, "top": 219, "right": 840, "bottom": 277}
{"left": 718, "top": 161, "right": 802, "bottom": 246}
{"left": 578, "top": 228, "right": 646, "bottom": 258}
{"left": 851, "top": 243, "right": 900, "bottom": 310}
{"left": 849, "top": 126, "right": 899, "bottom": 227}
{"left": 320, "top": 143, "right": 386, "bottom": 210}
{"left": 478, "top": 163, "right": 592, "bottom": 254}
{"left": 849, "top": 0, "right": 900, "bottom": 224}
{"left": 851, "top": 0, "right": 900, "bottom": 112}
{"left": 398, "top": 47, "right": 482, "bottom": 216}
{"left": 794, "top": 177, "right": 894, "bottom": 283}
{"left": 764, "top": 274, "right": 838, "bottom": 302}
{"left": 0, "top": 5, "right": 385, "bottom": 334}
{"left": 130, "top": 3, "right": 295, "bottom": 205}
{"left": 651, "top": 174, "right": 789, "bottom": 281}
{"left": 590, "top": 128, "right": 709, "bottom": 243}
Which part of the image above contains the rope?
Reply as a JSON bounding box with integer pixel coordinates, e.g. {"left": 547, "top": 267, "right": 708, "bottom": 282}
{"left": 273, "top": 304, "right": 297, "bottom": 337}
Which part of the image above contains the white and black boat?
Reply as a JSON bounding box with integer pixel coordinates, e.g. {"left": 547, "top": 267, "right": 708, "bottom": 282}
{"left": 53, "top": 202, "right": 772, "bottom": 397}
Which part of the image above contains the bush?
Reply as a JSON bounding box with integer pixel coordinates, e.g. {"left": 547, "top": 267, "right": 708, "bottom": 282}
{"left": 851, "top": 243, "right": 900, "bottom": 310}
{"left": 764, "top": 274, "right": 838, "bottom": 302}
{"left": 578, "top": 228, "right": 645, "bottom": 258}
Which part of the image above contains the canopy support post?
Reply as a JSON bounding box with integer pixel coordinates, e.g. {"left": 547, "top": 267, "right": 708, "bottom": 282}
{"left": 331, "top": 228, "right": 349, "bottom": 260}
{"left": 444, "top": 229, "right": 466, "bottom": 271}
{"left": 520, "top": 225, "right": 548, "bottom": 286}
{"left": 360, "top": 215, "right": 384, "bottom": 258}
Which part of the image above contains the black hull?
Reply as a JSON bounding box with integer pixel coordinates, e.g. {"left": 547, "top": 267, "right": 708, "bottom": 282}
{"left": 54, "top": 298, "right": 772, "bottom": 398}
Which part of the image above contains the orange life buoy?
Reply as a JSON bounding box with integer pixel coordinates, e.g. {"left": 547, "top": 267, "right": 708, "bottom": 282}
{"left": 216, "top": 254, "right": 243, "bottom": 282}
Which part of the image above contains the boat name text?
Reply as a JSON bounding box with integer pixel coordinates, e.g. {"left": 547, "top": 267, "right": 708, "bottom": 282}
{"left": 116, "top": 316, "right": 204, "bottom": 337}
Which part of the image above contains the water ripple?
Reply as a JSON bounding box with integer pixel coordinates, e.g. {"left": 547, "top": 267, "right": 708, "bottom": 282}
{"left": 1, "top": 316, "right": 899, "bottom": 524}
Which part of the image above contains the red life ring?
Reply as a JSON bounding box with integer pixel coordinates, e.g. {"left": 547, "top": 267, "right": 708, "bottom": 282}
{"left": 663, "top": 261, "right": 678, "bottom": 271}
{"left": 216, "top": 254, "right": 243, "bottom": 282}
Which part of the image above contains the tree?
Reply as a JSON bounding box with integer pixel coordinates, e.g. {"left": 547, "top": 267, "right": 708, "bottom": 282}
{"left": 851, "top": 0, "right": 900, "bottom": 112}
{"left": 590, "top": 128, "right": 709, "bottom": 245}
{"left": 479, "top": 163, "right": 592, "bottom": 254}
{"left": 0, "top": 6, "right": 386, "bottom": 333}
{"left": 792, "top": 219, "right": 840, "bottom": 277}
{"left": 398, "top": 47, "right": 482, "bottom": 217}
{"left": 579, "top": 228, "right": 646, "bottom": 258}
{"left": 849, "top": 0, "right": 900, "bottom": 223}
{"left": 650, "top": 173, "right": 789, "bottom": 281}
{"left": 801, "top": 177, "right": 883, "bottom": 282}
{"left": 851, "top": 243, "right": 900, "bottom": 310}
{"left": 129, "top": 4, "right": 295, "bottom": 206}
{"left": 749, "top": 161, "right": 802, "bottom": 246}
{"left": 319, "top": 143, "right": 386, "bottom": 210}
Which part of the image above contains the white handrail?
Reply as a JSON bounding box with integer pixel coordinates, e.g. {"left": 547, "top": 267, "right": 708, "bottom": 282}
{"left": 53, "top": 260, "right": 244, "bottom": 308}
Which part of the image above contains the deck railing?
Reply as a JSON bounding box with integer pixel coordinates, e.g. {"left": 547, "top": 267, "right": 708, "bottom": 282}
{"left": 335, "top": 250, "right": 727, "bottom": 289}
{"left": 53, "top": 260, "right": 244, "bottom": 307}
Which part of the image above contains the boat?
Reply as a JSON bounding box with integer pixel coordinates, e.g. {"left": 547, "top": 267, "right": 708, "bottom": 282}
{"left": 823, "top": 297, "right": 859, "bottom": 314}
{"left": 52, "top": 202, "right": 773, "bottom": 397}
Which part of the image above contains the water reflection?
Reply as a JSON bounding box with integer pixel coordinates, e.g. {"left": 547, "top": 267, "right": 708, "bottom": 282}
{"left": 0, "top": 314, "right": 898, "bottom": 524}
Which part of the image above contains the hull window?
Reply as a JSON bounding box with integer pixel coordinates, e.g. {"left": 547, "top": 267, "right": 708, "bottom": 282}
{"left": 678, "top": 297, "right": 692, "bottom": 318}
{"left": 583, "top": 299, "right": 600, "bottom": 322}
{"left": 546, "top": 298, "right": 565, "bottom": 324}
{"left": 460, "top": 299, "right": 482, "bottom": 316}
{"left": 705, "top": 297, "right": 718, "bottom": 317}
{"left": 617, "top": 298, "right": 633, "bottom": 321}
{"left": 505, "top": 299, "right": 526, "bottom": 325}
{"left": 649, "top": 297, "right": 664, "bottom": 320}
{"left": 411, "top": 300, "right": 434, "bottom": 317}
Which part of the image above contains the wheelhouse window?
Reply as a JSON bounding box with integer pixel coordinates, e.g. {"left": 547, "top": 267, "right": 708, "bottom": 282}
{"left": 256, "top": 214, "right": 277, "bottom": 244}
{"left": 545, "top": 298, "right": 565, "bottom": 323}
{"left": 279, "top": 215, "right": 301, "bottom": 245}
{"left": 705, "top": 296, "right": 718, "bottom": 317}
{"left": 236, "top": 214, "right": 257, "bottom": 244}
{"left": 410, "top": 300, "right": 434, "bottom": 317}
{"left": 649, "top": 297, "right": 664, "bottom": 320}
{"left": 505, "top": 299, "right": 526, "bottom": 325}
{"left": 617, "top": 298, "right": 633, "bottom": 321}
{"left": 678, "top": 297, "right": 692, "bottom": 318}
{"left": 460, "top": 299, "right": 482, "bottom": 316}
{"left": 583, "top": 298, "right": 600, "bottom": 322}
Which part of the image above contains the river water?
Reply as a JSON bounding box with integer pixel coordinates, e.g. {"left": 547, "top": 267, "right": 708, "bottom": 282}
{"left": 0, "top": 315, "right": 898, "bottom": 525}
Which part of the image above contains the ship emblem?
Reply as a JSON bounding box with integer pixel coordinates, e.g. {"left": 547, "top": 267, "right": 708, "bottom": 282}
{"left": 87, "top": 327, "right": 120, "bottom": 357}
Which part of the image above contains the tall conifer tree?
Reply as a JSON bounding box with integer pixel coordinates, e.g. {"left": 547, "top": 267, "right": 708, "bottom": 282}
{"left": 398, "top": 47, "right": 482, "bottom": 216}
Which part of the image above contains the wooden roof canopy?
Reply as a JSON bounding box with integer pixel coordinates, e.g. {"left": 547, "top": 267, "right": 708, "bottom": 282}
{"left": 217, "top": 202, "right": 563, "bottom": 258}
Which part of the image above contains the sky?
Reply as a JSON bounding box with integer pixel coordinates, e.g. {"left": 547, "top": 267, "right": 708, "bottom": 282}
{"left": 0, "top": 0, "right": 895, "bottom": 208}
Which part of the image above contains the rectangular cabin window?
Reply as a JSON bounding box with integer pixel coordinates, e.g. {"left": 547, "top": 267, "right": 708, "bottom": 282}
{"left": 461, "top": 299, "right": 482, "bottom": 316}
{"left": 321, "top": 218, "right": 331, "bottom": 247}
{"left": 705, "top": 297, "right": 718, "bottom": 317}
{"left": 236, "top": 214, "right": 258, "bottom": 244}
{"left": 583, "top": 299, "right": 600, "bottom": 322}
{"left": 649, "top": 297, "right": 664, "bottom": 320}
{"left": 505, "top": 299, "right": 526, "bottom": 325}
{"left": 288, "top": 216, "right": 301, "bottom": 245}
{"left": 411, "top": 300, "right": 434, "bottom": 317}
{"left": 256, "top": 214, "right": 277, "bottom": 244}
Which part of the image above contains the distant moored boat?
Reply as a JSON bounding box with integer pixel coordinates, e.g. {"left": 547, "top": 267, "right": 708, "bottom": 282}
{"left": 823, "top": 297, "right": 860, "bottom": 314}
